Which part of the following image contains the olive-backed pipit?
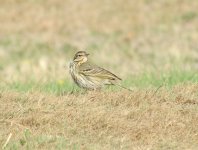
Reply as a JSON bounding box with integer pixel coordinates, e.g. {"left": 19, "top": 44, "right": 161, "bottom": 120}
{"left": 69, "top": 51, "right": 130, "bottom": 91}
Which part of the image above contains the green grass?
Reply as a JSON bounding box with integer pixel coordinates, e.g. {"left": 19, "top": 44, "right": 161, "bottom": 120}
{"left": 1, "top": 69, "right": 197, "bottom": 95}
{"left": 0, "top": 80, "right": 74, "bottom": 95}
{"left": 124, "top": 69, "right": 198, "bottom": 88}
{"left": 4, "top": 129, "right": 74, "bottom": 150}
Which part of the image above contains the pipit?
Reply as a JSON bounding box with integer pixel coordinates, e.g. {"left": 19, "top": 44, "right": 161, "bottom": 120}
{"left": 69, "top": 51, "right": 131, "bottom": 91}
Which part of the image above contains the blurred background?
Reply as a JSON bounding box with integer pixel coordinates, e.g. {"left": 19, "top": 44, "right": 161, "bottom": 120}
{"left": 0, "top": 0, "right": 198, "bottom": 91}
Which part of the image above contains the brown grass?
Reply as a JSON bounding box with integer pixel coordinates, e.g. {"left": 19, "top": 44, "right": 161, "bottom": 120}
{"left": 1, "top": 1, "right": 198, "bottom": 149}
{"left": 1, "top": 0, "right": 198, "bottom": 82}
{"left": 1, "top": 84, "right": 198, "bottom": 149}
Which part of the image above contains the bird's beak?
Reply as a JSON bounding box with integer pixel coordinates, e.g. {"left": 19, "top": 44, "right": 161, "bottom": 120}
{"left": 86, "top": 53, "right": 89, "bottom": 56}
{"left": 74, "top": 58, "right": 81, "bottom": 62}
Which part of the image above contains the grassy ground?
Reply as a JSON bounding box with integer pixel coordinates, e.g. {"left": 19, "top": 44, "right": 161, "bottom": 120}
{"left": 1, "top": 69, "right": 198, "bottom": 95}
{"left": 0, "top": 0, "right": 198, "bottom": 149}
{"left": 1, "top": 85, "right": 198, "bottom": 149}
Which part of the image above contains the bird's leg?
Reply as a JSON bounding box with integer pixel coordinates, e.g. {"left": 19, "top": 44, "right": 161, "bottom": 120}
{"left": 79, "top": 88, "right": 87, "bottom": 95}
{"left": 93, "top": 87, "right": 101, "bottom": 93}
{"left": 69, "top": 86, "right": 75, "bottom": 94}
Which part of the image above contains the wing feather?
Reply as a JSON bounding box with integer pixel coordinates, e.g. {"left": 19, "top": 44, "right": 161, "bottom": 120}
{"left": 79, "top": 62, "right": 122, "bottom": 81}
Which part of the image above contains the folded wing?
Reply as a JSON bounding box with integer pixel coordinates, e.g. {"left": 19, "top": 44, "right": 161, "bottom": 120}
{"left": 79, "top": 62, "right": 122, "bottom": 83}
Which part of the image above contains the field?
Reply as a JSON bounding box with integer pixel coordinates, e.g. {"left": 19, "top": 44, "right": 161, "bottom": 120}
{"left": 0, "top": 0, "right": 198, "bottom": 149}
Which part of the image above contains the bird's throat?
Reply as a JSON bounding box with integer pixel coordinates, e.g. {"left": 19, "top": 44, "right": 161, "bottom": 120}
{"left": 76, "top": 58, "right": 87, "bottom": 66}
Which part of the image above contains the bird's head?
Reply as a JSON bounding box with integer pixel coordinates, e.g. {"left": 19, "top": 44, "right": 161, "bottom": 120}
{"left": 73, "top": 51, "right": 89, "bottom": 64}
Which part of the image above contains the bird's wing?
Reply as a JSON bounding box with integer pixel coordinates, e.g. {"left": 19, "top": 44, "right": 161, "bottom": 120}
{"left": 79, "top": 62, "right": 122, "bottom": 81}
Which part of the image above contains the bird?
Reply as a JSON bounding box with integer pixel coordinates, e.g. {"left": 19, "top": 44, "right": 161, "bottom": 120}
{"left": 69, "top": 51, "right": 131, "bottom": 91}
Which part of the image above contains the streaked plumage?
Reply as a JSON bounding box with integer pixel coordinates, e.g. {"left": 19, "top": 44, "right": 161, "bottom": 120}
{"left": 69, "top": 51, "right": 122, "bottom": 90}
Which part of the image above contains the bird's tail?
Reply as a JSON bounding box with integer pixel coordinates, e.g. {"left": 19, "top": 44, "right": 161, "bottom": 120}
{"left": 116, "top": 84, "right": 133, "bottom": 92}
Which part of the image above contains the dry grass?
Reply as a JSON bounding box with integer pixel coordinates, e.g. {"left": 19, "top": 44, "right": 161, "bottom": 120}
{"left": 1, "top": 0, "right": 198, "bottom": 149}
{"left": 1, "top": 84, "right": 198, "bottom": 149}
